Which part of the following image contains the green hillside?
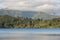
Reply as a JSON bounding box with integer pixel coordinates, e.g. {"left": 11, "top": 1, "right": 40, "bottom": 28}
{"left": 0, "top": 14, "right": 60, "bottom": 28}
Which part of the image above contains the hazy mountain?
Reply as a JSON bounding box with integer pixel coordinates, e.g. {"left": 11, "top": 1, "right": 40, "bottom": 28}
{"left": 0, "top": 9, "right": 37, "bottom": 18}
{"left": 32, "top": 12, "right": 59, "bottom": 19}
{"left": 0, "top": 9, "right": 59, "bottom": 19}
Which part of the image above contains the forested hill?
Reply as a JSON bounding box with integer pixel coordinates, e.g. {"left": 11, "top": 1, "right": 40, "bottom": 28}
{"left": 0, "top": 15, "right": 60, "bottom": 28}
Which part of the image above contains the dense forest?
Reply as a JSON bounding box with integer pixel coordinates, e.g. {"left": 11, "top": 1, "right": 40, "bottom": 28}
{"left": 0, "top": 14, "right": 60, "bottom": 28}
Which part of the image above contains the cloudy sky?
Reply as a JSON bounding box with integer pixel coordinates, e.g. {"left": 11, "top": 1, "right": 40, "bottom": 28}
{"left": 0, "top": 0, "right": 60, "bottom": 15}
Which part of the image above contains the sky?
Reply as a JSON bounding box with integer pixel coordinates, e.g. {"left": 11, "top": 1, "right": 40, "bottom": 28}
{"left": 0, "top": 0, "right": 60, "bottom": 15}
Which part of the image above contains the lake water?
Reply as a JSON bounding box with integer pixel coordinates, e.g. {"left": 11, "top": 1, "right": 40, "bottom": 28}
{"left": 0, "top": 28, "right": 60, "bottom": 40}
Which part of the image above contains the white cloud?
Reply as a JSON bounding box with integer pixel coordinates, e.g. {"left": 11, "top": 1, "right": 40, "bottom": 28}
{"left": 36, "top": 4, "right": 57, "bottom": 11}
{"left": 35, "top": 4, "right": 60, "bottom": 15}
{"left": 0, "top": 0, "right": 60, "bottom": 14}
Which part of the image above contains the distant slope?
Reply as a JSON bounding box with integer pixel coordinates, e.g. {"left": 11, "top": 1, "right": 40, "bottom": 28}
{"left": 0, "top": 9, "right": 59, "bottom": 19}
{"left": 32, "top": 12, "right": 59, "bottom": 19}
{"left": 0, "top": 9, "right": 37, "bottom": 18}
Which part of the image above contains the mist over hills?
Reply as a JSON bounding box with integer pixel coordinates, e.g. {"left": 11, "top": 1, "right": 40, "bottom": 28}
{"left": 0, "top": 9, "right": 60, "bottom": 28}
{"left": 0, "top": 9, "right": 37, "bottom": 18}
{"left": 32, "top": 12, "right": 59, "bottom": 19}
{"left": 0, "top": 9, "right": 59, "bottom": 19}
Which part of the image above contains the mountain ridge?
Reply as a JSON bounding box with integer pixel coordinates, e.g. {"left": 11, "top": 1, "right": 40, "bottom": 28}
{"left": 0, "top": 9, "right": 59, "bottom": 19}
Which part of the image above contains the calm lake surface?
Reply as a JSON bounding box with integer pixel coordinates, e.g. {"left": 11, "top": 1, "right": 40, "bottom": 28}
{"left": 0, "top": 28, "right": 60, "bottom": 40}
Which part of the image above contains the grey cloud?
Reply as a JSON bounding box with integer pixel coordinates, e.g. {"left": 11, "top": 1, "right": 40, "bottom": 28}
{"left": 0, "top": 0, "right": 60, "bottom": 15}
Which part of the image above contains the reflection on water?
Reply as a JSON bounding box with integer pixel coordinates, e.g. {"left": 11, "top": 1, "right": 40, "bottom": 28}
{"left": 32, "top": 34, "right": 60, "bottom": 40}
{"left": 0, "top": 33, "right": 60, "bottom": 40}
{"left": 0, "top": 29, "right": 60, "bottom": 40}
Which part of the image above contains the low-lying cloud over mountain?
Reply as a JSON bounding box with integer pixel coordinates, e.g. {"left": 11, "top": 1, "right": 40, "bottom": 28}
{"left": 0, "top": 0, "right": 60, "bottom": 15}
{"left": 0, "top": 9, "right": 59, "bottom": 19}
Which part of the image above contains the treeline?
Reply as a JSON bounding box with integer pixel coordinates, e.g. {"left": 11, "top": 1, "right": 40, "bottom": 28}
{"left": 0, "top": 14, "right": 60, "bottom": 28}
